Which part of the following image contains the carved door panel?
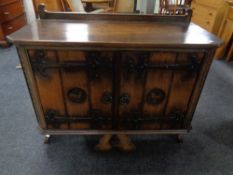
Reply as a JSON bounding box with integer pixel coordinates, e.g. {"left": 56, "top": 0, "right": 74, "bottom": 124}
{"left": 118, "top": 51, "right": 203, "bottom": 130}
{"left": 29, "top": 50, "right": 113, "bottom": 130}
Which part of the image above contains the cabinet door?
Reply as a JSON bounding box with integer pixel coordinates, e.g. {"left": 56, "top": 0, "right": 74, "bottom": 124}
{"left": 118, "top": 52, "right": 147, "bottom": 130}
{"left": 118, "top": 52, "right": 203, "bottom": 130}
{"left": 28, "top": 50, "right": 113, "bottom": 130}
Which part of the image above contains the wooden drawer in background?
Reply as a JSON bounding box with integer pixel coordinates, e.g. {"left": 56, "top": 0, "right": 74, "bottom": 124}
{"left": 192, "top": 3, "right": 217, "bottom": 21}
{"left": 2, "top": 14, "right": 26, "bottom": 36}
{"left": 0, "top": 0, "right": 20, "bottom": 6}
{"left": 191, "top": 3, "right": 217, "bottom": 31}
{"left": 0, "top": 0, "right": 24, "bottom": 22}
{"left": 228, "top": 6, "right": 233, "bottom": 20}
{"left": 195, "top": 0, "right": 221, "bottom": 8}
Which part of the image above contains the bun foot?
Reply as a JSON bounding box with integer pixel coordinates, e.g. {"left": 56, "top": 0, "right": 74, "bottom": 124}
{"left": 115, "top": 135, "right": 136, "bottom": 152}
{"left": 176, "top": 134, "right": 183, "bottom": 143}
{"left": 44, "top": 134, "right": 51, "bottom": 144}
{"left": 95, "top": 134, "right": 113, "bottom": 152}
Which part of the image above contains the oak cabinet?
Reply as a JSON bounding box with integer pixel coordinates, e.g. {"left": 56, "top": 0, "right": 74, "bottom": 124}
{"left": 7, "top": 5, "right": 221, "bottom": 138}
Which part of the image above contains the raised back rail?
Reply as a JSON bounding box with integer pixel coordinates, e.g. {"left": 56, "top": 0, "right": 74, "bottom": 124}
{"left": 38, "top": 3, "right": 192, "bottom": 23}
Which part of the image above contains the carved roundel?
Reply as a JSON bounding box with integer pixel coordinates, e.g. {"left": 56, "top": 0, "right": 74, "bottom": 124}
{"left": 146, "top": 88, "right": 165, "bottom": 105}
{"left": 67, "top": 87, "right": 87, "bottom": 104}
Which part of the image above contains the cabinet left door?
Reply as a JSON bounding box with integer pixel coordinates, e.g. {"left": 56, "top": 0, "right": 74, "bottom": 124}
{"left": 28, "top": 49, "right": 114, "bottom": 130}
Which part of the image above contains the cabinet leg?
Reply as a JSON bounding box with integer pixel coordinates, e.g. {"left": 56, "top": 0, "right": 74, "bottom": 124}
{"left": 176, "top": 134, "right": 183, "bottom": 143}
{"left": 115, "top": 134, "right": 136, "bottom": 152}
{"left": 95, "top": 134, "right": 113, "bottom": 151}
{"left": 44, "top": 134, "right": 51, "bottom": 144}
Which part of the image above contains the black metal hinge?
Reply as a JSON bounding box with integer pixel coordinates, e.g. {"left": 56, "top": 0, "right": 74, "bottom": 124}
{"left": 31, "top": 50, "right": 112, "bottom": 80}
{"left": 44, "top": 109, "right": 112, "bottom": 129}
{"left": 123, "top": 53, "right": 201, "bottom": 80}
{"left": 120, "top": 111, "right": 185, "bottom": 130}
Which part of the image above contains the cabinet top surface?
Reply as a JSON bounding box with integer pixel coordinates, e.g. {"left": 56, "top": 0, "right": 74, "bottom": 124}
{"left": 8, "top": 20, "right": 222, "bottom": 48}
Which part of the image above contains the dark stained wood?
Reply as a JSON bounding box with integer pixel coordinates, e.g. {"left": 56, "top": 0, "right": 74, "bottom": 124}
{"left": 89, "top": 52, "right": 113, "bottom": 130}
{"left": 32, "top": 0, "right": 66, "bottom": 18}
{"left": 118, "top": 52, "right": 145, "bottom": 130}
{"left": 7, "top": 20, "right": 222, "bottom": 49}
{"left": 38, "top": 3, "right": 192, "bottom": 23}
{"left": 142, "top": 52, "right": 176, "bottom": 130}
{"left": 57, "top": 51, "right": 90, "bottom": 130}
{"left": 10, "top": 7, "right": 222, "bottom": 136}
{"left": 164, "top": 52, "right": 203, "bottom": 129}
{"left": 28, "top": 50, "right": 69, "bottom": 129}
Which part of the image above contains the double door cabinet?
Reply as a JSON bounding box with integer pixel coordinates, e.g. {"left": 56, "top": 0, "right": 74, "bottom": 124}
{"left": 8, "top": 6, "right": 221, "bottom": 137}
{"left": 27, "top": 49, "right": 203, "bottom": 132}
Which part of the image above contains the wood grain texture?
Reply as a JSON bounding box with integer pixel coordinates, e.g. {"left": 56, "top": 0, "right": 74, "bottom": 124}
{"left": 215, "top": 2, "right": 233, "bottom": 60}
{"left": 191, "top": 0, "right": 227, "bottom": 35}
{"left": 17, "top": 47, "right": 47, "bottom": 129}
{"left": 89, "top": 52, "right": 113, "bottom": 130}
{"left": 165, "top": 53, "right": 202, "bottom": 129}
{"left": 32, "top": 0, "right": 66, "bottom": 17}
{"left": 57, "top": 50, "right": 90, "bottom": 129}
{"left": 142, "top": 52, "right": 176, "bottom": 130}
{"left": 8, "top": 20, "right": 222, "bottom": 49}
{"left": 28, "top": 50, "right": 68, "bottom": 129}
{"left": 118, "top": 52, "right": 145, "bottom": 130}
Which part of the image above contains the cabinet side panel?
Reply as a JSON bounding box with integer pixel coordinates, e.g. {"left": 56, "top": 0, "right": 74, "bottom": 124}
{"left": 28, "top": 50, "right": 68, "bottom": 129}
{"left": 57, "top": 51, "right": 90, "bottom": 130}
{"left": 185, "top": 49, "right": 216, "bottom": 127}
{"left": 17, "top": 47, "right": 46, "bottom": 129}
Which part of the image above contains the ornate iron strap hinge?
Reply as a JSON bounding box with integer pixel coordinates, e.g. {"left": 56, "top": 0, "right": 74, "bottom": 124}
{"left": 123, "top": 53, "right": 201, "bottom": 80}
{"left": 31, "top": 50, "right": 112, "bottom": 79}
{"left": 120, "top": 111, "right": 185, "bottom": 130}
{"left": 44, "top": 109, "right": 112, "bottom": 129}
{"left": 123, "top": 53, "right": 149, "bottom": 80}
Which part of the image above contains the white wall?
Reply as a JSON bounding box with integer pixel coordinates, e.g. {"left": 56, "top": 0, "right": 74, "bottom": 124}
{"left": 23, "top": 0, "right": 36, "bottom": 23}
{"left": 136, "top": 0, "right": 159, "bottom": 14}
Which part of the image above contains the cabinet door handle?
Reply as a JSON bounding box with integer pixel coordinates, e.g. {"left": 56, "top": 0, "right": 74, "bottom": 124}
{"left": 146, "top": 88, "right": 165, "bottom": 105}
{"left": 120, "top": 93, "right": 130, "bottom": 105}
{"left": 101, "top": 92, "right": 112, "bottom": 104}
{"left": 67, "top": 87, "right": 87, "bottom": 104}
{"left": 4, "top": 12, "right": 10, "bottom": 15}
{"left": 8, "top": 26, "right": 13, "bottom": 30}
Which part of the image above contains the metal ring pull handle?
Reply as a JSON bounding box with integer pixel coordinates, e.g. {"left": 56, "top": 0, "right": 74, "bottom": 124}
{"left": 67, "top": 87, "right": 87, "bottom": 104}
{"left": 101, "top": 91, "right": 113, "bottom": 104}
{"left": 120, "top": 93, "right": 131, "bottom": 105}
{"left": 146, "top": 88, "right": 165, "bottom": 105}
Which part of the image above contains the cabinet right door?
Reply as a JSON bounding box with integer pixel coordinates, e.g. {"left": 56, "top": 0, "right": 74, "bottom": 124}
{"left": 118, "top": 51, "right": 204, "bottom": 130}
